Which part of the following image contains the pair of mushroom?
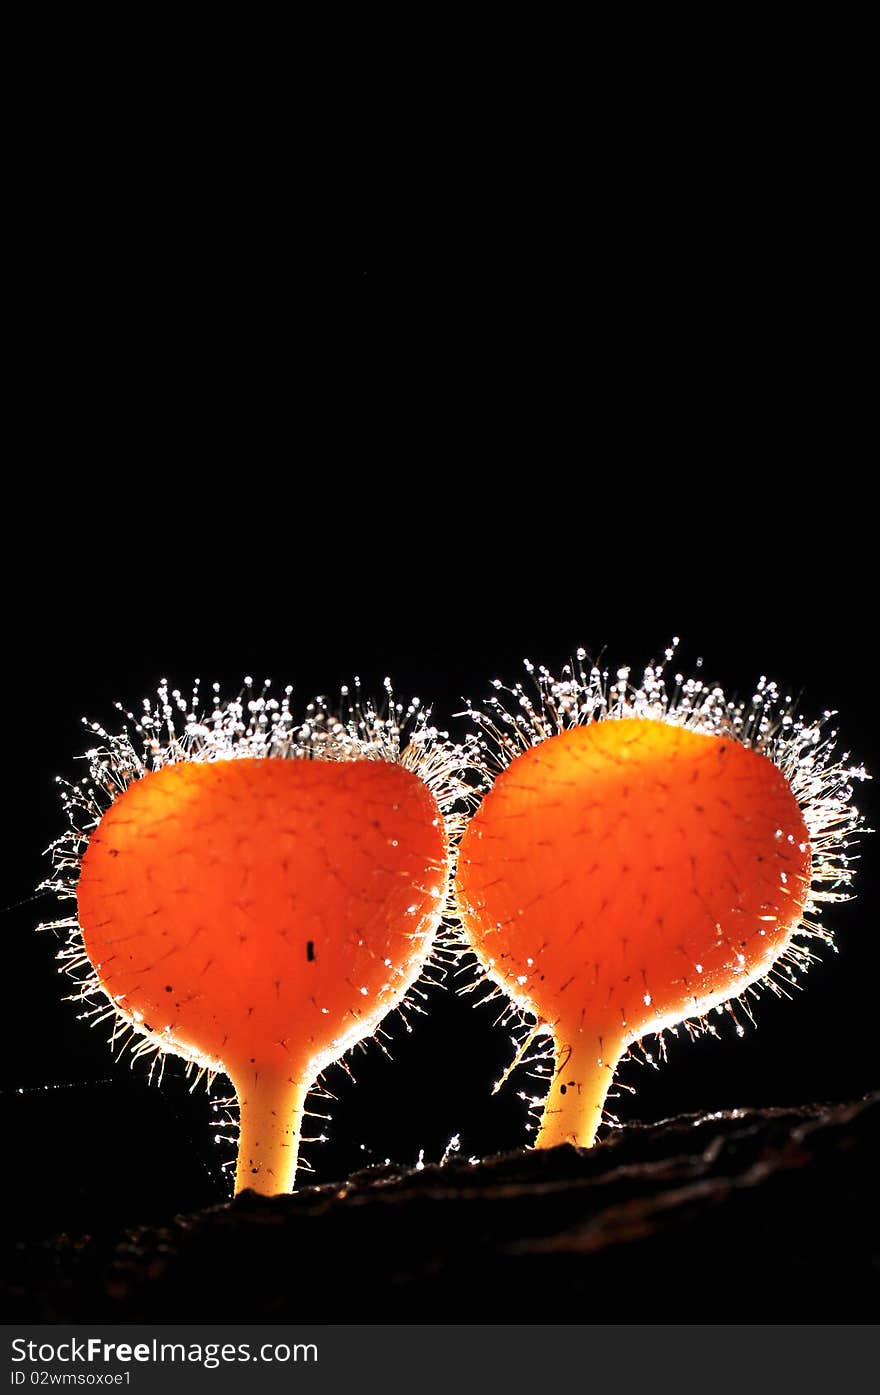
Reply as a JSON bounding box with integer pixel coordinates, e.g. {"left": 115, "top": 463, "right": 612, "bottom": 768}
{"left": 51, "top": 660, "right": 864, "bottom": 1194}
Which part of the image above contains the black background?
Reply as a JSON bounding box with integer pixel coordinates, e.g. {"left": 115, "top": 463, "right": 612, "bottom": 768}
{"left": 3, "top": 250, "right": 876, "bottom": 1250}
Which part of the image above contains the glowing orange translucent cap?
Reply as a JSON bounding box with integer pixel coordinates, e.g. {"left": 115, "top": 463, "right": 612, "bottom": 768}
{"left": 77, "top": 757, "right": 447, "bottom": 1193}
{"left": 456, "top": 718, "right": 812, "bottom": 1148}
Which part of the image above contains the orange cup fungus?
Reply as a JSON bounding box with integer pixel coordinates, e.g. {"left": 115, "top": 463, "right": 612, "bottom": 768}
{"left": 43, "top": 680, "right": 469, "bottom": 1194}
{"left": 456, "top": 649, "right": 867, "bottom": 1149}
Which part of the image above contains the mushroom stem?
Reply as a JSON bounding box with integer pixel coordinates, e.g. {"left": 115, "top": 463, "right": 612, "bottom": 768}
{"left": 232, "top": 1069, "right": 310, "bottom": 1195}
{"left": 536, "top": 1030, "right": 621, "bottom": 1149}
